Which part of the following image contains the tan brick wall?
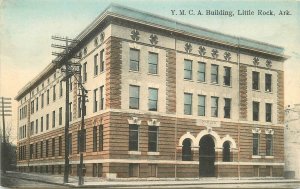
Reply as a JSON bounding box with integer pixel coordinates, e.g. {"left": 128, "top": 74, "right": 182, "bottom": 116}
{"left": 277, "top": 71, "right": 284, "bottom": 124}
{"left": 239, "top": 64, "right": 248, "bottom": 120}
{"left": 166, "top": 50, "right": 176, "bottom": 114}
{"left": 105, "top": 37, "right": 122, "bottom": 109}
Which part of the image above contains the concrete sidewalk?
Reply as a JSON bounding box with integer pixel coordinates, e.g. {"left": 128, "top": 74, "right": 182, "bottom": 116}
{"left": 4, "top": 171, "right": 300, "bottom": 188}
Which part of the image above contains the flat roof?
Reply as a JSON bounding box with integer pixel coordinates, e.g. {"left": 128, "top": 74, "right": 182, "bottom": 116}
{"left": 15, "top": 3, "right": 286, "bottom": 100}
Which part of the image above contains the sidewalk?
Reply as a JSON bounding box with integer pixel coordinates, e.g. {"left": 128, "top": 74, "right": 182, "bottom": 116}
{"left": 4, "top": 171, "right": 300, "bottom": 188}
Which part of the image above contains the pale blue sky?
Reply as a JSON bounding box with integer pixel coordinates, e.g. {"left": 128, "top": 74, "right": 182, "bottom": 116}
{"left": 0, "top": 0, "right": 299, "bottom": 143}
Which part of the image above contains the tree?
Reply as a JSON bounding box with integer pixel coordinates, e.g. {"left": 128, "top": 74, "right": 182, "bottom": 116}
{"left": 1, "top": 123, "right": 17, "bottom": 172}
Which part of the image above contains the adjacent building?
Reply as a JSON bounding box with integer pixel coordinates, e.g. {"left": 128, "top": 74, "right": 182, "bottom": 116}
{"left": 15, "top": 4, "right": 287, "bottom": 178}
{"left": 284, "top": 104, "right": 300, "bottom": 179}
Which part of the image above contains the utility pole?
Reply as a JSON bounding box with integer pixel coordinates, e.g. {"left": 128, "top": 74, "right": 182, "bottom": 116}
{"left": 78, "top": 71, "right": 87, "bottom": 186}
{"left": 0, "top": 97, "right": 12, "bottom": 174}
{"left": 51, "top": 36, "right": 81, "bottom": 183}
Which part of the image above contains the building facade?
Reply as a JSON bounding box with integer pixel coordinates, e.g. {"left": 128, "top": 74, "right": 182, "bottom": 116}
{"left": 284, "top": 104, "right": 300, "bottom": 179}
{"left": 15, "top": 4, "right": 287, "bottom": 178}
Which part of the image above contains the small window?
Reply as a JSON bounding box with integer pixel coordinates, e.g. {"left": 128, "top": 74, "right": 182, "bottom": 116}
{"left": 52, "top": 138, "right": 55, "bottom": 157}
{"left": 211, "top": 64, "right": 219, "bottom": 83}
{"left": 148, "top": 88, "right": 158, "bottom": 111}
{"left": 59, "top": 107, "right": 62, "bottom": 125}
{"left": 93, "top": 126, "right": 97, "bottom": 152}
{"left": 222, "top": 141, "right": 231, "bottom": 162}
{"left": 184, "top": 59, "right": 192, "bottom": 80}
{"left": 184, "top": 93, "right": 192, "bottom": 115}
{"left": 182, "top": 139, "right": 192, "bottom": 161}
{"left": 148, "top": 164, "right": 157, "bottom": 177}
{"left": 83, "top": 63, "right": 87, "bottom": 82}
{"left": 59, "top": 81, "right": 63, "bottom": 97}
{"left": 130, "top": 49, "right": 140, "bottom": 71}
{"left": 53, "top": 85, "right": 56, "bottom": 101}
{"left": 129, "top": 85, "right": 140, "bottom": 109}
{"left": 149, "top": 52, "right": 158, "bottom": 74}
{"left": 148, "top": 126, "right": 158, "bottom": 152}
{"left": 253, "top": 133, "right": 259, "bottom": 155}
{"left": 46, "top": 114, "right": 49, "bottom": 130}
{"left": 197, "top": 62, "right": 206, "bottom": 82}
{"left": 41, "top": 93, "right": 44, "bottom": 108}
{"left": 94, "top": 54, "right": 98, "bottom": 76}
{"left": 224, "top": 98, "right": 231, "bottom": 118}
{"left": 211, "top": 97, "right": 219, "bottom": 117}
{"left": 129, "top": 164, "right": 139, "bottom": 177}
{"left": 198, "top": 95, "right": 205, "bottom": 116}
{"left": 35, "top": 119, "right": 38, "bottom": 134}
{"left": 100, "top": 50, "right": 105, "bottom": 72}
{"left": 36, "top": 97, "right": 39, "bottom": 111}
{"left": 99, "top": 125, "right": 103, "bottom": 151}
{"left": 58, "top": 136, "right": 62, "bottom": 156}
{"left": 223, "top": 67, "right": 231, "bottom": 86}
{"left": 52, "top": 111, "right": 55, "bottom": 128}
{"left": 265, "top": 74, "right": 272, "bottom": 92}
{"left": 129, "top": 124, "right": 139, "bottom": 151}
{"left": 47, "top": 89, "right": 50, "bottom": 105}
{"left": 40, "top": 117, "right": 43, "bottom": 132}
{"left": 266, "top": 103, "right": 272, "bottom": 122}
{"left": 266, "top": 134, "right": 273, "bottom": 156}
{"left": 93, "top": 88, "right": 98, "bottom": 112}
{"left": 68, "top": 133, "right": 72, "bottom": 154}
{"left": 253, "top": 101, "right": 260, "bottom": 121}
{"left": 252, "top": 71, "right": 260, "bottom": 90}
{"left": 99, "top": 86, "right": 104, "bottom": 110}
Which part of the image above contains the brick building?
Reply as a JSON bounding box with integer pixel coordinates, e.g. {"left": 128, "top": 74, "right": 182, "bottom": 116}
{"left": 15, "top": 4, "right": 287, "bottom": 178}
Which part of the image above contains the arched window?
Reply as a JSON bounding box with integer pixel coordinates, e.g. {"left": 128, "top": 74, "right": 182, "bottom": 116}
{"left": 182, "top": 139, "right": 192, "bottom": 161}
{"left": 223, "top": 141, "right": 231, "bottom": 162}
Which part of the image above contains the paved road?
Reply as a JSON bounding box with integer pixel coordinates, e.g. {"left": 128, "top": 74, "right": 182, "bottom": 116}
{"left": 0, "top": 174, "right": 68, "bottom": 188}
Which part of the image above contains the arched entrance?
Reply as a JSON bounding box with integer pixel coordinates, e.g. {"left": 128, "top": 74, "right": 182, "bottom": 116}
{"left": 199, "top": 135, "right": 215, "bottom": 177}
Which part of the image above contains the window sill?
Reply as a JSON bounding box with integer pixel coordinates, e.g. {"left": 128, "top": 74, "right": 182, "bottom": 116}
{"left": 129, "top": 70, "right": 140, "bottom": 73}
{"left": 183, "top": 79, "right": 193, "bottom": 82}
{"left": 147, "top": 152, "right": 160, "bottom": 156}
{"left": 252, "top": 155, "right": 262, "bottom": 159}
{"left": 265, "top": 91, "right": 273, "bottom": 94}
{"left": 265, "top": 156, "right": 274, "bottom": 159}
{"left": 196, "top": 81, "right": 206, "bottom": 84}
{"left": 223, "top": 84, "right": 232, "bottom": 88}
{"left": 128, "top": 151, "right": 141, "bottom": 155}
{"left": 210, "top": 82, "right": 220, "bottom": 86}
{"left": 148, "top": 73, "right": 159, "bottom": 76}
{"left": 252, "top": 89, "right": 261, "bottom": 92}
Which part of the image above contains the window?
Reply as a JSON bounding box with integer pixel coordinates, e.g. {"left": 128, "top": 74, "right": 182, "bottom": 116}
{"left": 36, "top": 97, "right": 39, "bottom": 111}
{"left": 266, "top": 103, "right": 272, "bottom": 122}
{"left": 78, "top": 97, "right": 81, "bottom": 118}
{"left": 224, "top": 98, "right": 231, "bottom": 118}
{"left": 83, "top": 62, "right": 87, "bottom": 82}
{"left": 46, "top": 140, "right": 49, "bottom": 157}
{"left": 52, "top": 138, "right": 55, "bottom": 157}
{"left": 211, "top": 97, "right": 219, "bottom": 117}
{"left": 184, "top": 93, "right": 192, "bottom": 115}
{"left": 148, "top": 52, "right": 158, "bottom": 74}
{"left": 184, "top": 59, "right": 192, "bottom": 80}
{"left": 94, "top": 54, "right": 98, "bottom": 76}
{"left": 68, "top": 76, "right": 72, "bottom": 91}
{"left": 46, "top": 114, "right": 49, "bottom": 130}
{"left": 47, "top": 89, "right": 49, "bottom": 105}
{"left": 53, "top": 84, "right": 56, "bottom": 101}
{"left": 129, "top": 164, "right": 139, "bottom": 177}
{"left": 69, "top": 102, "right": 72, "bottom": 122}
{"left": 41, "top": 93, "right": 44, "bottom": 108}
{"left": 265, "top": 74, "right": 272, "bottom": 92}
{"left": 59, "top": 81, "right": 63, "bottom": 97}
{"left": 148, "top": 88, "right": 158, "bottom": 111}
{"left": 30, "top": 121, "right": 34, "bottom": 135}
{"left": 40, "top": 117, "right": 43, "bottom": 132}
{"left": 35, "top": 119, "right": 38, "bottom": 134}
{"left": 266, "top": 134, "right": 273, "bottom": 156}
{"left": 99, "top": 125, "right": 103, "bottom": 151}
{"left": 148, "top": 126, "right": 158, "bottom": 152}
{"left": 223, "top": 141, "right": 231, "bottom": 162}
{"left": 223, "top": 66, "right": 231, "bottom": 86}
{"left": 130, "top": 49, "right": 139, "bottom": 71}
{"left": 68, "top": 133, "right": 72, "bottom": 154}
{"left": 148, "top": 164, "right": 157, "bottom": 177}
{"left": 182, "top": 139, "right": 192, "bottom": 161}
{"left": 77, "top": 129, "right": 86, "bottom": 153}
{"left": 129, "top": 124, "right": 139, "bottom": 151}
{"left": 35, "top": 143, "right": 38, "bottom": 159}
{"left": 59, "top": 107, "right": 62, "bottom": 125}
{"left": 30, "top": 144, "right": 33, "bottom": 159}
{"left": 129, "top": 85, "right": 140, "bottom": 109}
{"left": 253, "top": 101, "right": 260, "bottom": 121}
{"left": 252, "top": 71, "right": 260, "bottom": 90}
{"left": 99, "top": 86, "right": 104, "bottom": 110}
{"left": 93, "top": 163, "right": 103, "bottom": 177}
{"left": 198, "top": 95, "right": 205, "bottom": 116}
{"left": 93, "top": 89, "right": 98, "bottom": 112}
{"left": 197, "top": 62, "right": 206, "bottom": 82}
{"left": 100, "top": 50, "right": 105, "bottom": 72}
{"left": 211, "top": 64, "right": 219, "bottom": 83}
{"left": 253, "top": 133, "right": 260, "bottom": 155}
{"left": 31, "top": 101, "right": 34, "bottom": 114}
{"left": 40, "top": 141, "right": 43, "bottom": 158}
{"left": 52, "top": 111, "right": 55, "bottom": 128}
{"left": 58, "top": 136, "right": 62, "bottom": 156}
{"left": 93, "top": 126, "right": 97, "bottom": 152}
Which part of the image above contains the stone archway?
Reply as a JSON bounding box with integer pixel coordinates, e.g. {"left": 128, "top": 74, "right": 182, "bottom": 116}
{"left": 199, "top": 134, "right": 215, "bottom": 177}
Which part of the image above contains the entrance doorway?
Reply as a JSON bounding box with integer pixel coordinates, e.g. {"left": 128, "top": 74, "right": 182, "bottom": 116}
{"left": 199, "top": 135, "right": 215, "bottom": 177}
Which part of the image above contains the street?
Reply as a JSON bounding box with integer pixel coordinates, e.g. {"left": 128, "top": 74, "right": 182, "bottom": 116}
{"left": 0, "top": 174, "right": 68, "bottom": 189}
